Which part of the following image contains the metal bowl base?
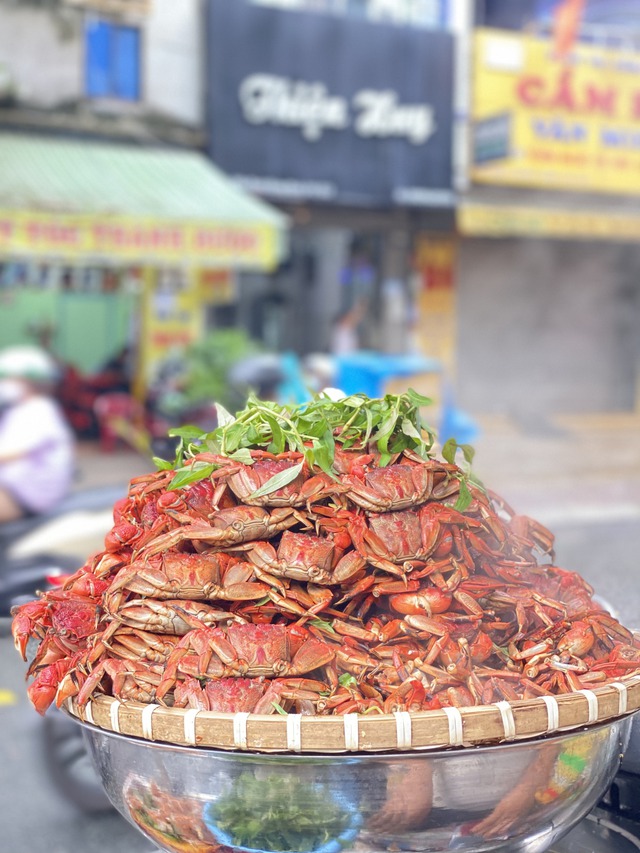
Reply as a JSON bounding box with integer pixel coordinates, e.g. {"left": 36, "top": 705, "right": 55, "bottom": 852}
{"left": 75, "top": 714, "right": 635, "bottom": 853}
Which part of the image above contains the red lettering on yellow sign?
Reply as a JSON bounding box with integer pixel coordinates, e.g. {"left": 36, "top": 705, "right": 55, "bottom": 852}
{"left": 516, "top": 69, "right": 619, "bottom": 116}
{"left": 517, "top": 76, "right": 545, "bottom": 106}
{"left": 194, "top": 229, "right": 258, "bottom": 252}
{"left": 92, "top": 224, "right": 185, "bottom": 251}
{"left": 150, "top": 331, "right": 194, "bottom": 348}
{"left": 25, "top": 221, "right": 79, "bottom": 246}
{"left": 585, "top": 84, "right": 617, "bottom": 116}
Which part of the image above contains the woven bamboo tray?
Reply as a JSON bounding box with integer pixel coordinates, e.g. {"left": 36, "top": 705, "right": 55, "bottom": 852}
{"left": 67, "top": 673, "right": 640, "bottom": 754}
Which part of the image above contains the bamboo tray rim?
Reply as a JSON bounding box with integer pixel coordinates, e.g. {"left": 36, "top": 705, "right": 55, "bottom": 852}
{"left": 67, "top": 673, "right": 640, "bottom": 754}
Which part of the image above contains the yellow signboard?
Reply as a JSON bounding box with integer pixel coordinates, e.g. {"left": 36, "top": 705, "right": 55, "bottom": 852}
{"left": 138, "top": 269, "right": 203, "bottom": 388}
{"left": 138, "top": 269, "right": 237, "bottom": 388}
{"left": 197, "top": 269, "right": 236, "bottom": 304}
{"left": 0, "top": 210, "right": 279, "bottom": 269}
{"left": 413, "top": 235, "right": 456, "bottom": 387}
{"left": 472, "top": 29, "right": 640, "bottom": 194}
{"left": 459, "top": 203, "right": 640, "bottom": 241}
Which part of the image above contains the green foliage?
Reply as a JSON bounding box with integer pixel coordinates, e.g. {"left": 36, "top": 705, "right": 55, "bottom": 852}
{"left": 442, "top": 438, "right": 479, "bottom": 511}
{"left": 180, "top": 329, "right": 261, "bottom": 413}
{"left": 205, "top": 773, "right": 353, "bottom": 852}
{"left": 167, "top": 388, "right": 435, "bottom": 481}
{"left": 160, "top": 389, "right": 484, "bottom": 505}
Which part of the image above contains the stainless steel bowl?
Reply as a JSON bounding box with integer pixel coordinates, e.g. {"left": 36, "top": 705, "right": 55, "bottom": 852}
{"left": 77, "top": 715, "right": 634, "bottom": 853}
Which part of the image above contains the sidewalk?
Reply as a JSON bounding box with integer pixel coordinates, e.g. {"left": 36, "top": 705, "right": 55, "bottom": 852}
{"left": 71, "top": 410, "right": 640, "bottom": 529}
{"left": 471, "top": 411, "right": 640, "bottom": 526}
{"left": 73, "top": 440, "right": 151, "bottom": 493}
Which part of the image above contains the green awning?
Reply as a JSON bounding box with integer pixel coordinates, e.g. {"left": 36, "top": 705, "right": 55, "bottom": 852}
{"left": 0, "top": 133, "right": 288, "bottom": 269}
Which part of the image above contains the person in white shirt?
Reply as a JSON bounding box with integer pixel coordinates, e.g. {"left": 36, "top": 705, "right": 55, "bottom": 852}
{"left": 0, "top": 346, "right": 75, "bottom": 522}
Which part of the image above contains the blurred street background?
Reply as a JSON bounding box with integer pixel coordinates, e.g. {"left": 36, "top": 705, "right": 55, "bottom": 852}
{"left": 2, "top": 0, "right": 640, "bottom": 850}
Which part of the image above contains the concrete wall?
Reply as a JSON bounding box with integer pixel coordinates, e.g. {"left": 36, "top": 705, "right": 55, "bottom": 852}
{"left": 144, "top": 0, "right": 203, "bottom": 127}
{"left": 456, "top": 238, "right": 640, "bottom": 417}
{"left": 0, "top": 3, "right": 83, "bottom": 106}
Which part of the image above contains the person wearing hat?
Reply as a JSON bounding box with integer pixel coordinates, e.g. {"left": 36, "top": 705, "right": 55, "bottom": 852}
{"left": 0, "top": 345, "right": 75, "bottom": 522}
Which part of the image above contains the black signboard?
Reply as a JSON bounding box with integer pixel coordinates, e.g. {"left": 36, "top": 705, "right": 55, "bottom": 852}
{"left": 207, "top": 0, "right": 455, "bottom": 207}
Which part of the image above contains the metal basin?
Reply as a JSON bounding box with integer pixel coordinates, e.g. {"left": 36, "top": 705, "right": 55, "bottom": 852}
{"left": 77, "top": 714, "right": 634, "bottom": 853}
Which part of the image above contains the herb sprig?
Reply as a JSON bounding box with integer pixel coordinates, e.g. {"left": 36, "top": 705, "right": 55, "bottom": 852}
{"left": 159, "top": 389, "right": 437, "bottom": 488}
{"left": 156, "top": 390, "right": 483, "bottom": 510}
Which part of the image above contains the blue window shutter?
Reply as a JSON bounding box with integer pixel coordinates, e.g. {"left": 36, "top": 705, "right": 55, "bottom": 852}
{"left": 112, "top": 26, "right": 140, "bottom": 101}
{"left": 85, "top": 20, "right": 111, "bottom": 97}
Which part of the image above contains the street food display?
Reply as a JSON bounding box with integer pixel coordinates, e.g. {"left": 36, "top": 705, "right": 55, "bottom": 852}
{"left": 11, "top": 391, "right": 640, "bottom": 737}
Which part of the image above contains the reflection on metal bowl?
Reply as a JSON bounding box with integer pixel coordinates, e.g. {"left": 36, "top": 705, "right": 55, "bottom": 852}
{"left": 202, "top": 774, "right": 361, "bottom": 853}
{"left": 76, "top": 714, "right": 634, "bottom": 853}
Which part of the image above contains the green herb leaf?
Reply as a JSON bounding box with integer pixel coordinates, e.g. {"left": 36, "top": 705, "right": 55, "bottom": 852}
{"left": 227, "top": 448, "right": 254, "bottom": 465}
{"left": 442, "top": 438, "right": 475, "bottom": 467}
{"left": 442, "top": 437, "right": 457, "bottom": 465}
{"left": 406, "top": 387, "right": 432, "bottom": 408}
{"left": 338, "top": 673, "right": 358, "bottom": 689}
{"left": 221, "top": 420, "right": 247, "bottom": 455}
{"left": 271, "top": 701, "right": 288, "bottom": 716}
{"left": 247, "top": 461, "right": 303, "bottom": 500}
{"left": 454, "top": 477, "right": 473, "bottom": 512}
{"left": 215, "top": 402, "right": 235, "bottom": 427}
{"left": 311, "top": 432, "right": 334, "bottom": 476}
{"left": 401, "top": 417, "right": 422, "bottom": 441}
{"left": 264, "top": 412, "right": 286, "bottom": 455}
{"left": 168, "top": 461, "right": 215, "bottom": 490}
{"left": 310, "top": 618, "right": 336, "bottom": 634}
{"left": 460, "top": 443, "right": 475, "bottom": 465}
{"left": 167, "top": 425, "right": 206, "bottom": 442}
{"left": 152, "top": 456, "right": 174, "bottom": 471}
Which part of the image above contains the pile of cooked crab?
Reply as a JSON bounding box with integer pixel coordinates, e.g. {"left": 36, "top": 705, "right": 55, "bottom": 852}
{"left": 13, "top": 393, "right": 640, "bottom": 716}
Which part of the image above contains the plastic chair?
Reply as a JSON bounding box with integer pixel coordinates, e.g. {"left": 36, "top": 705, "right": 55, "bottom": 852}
{"left": 93, "top": 392, "right": 146, "bottom": 453}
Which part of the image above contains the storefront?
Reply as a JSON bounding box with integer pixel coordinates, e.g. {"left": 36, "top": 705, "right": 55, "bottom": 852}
{"left": 206, "top": 0, "right": 457, "bottom": 371}
{"left": 455, "top": 27, "right": 640, "bottom": 417}
{"left": 0, "top": 132, "right": 287, "bottom": 402}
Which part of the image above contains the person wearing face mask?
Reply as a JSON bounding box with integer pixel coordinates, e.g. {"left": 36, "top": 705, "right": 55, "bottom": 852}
{"left": 0, "top": 346, "right": 75, "bottom": 523}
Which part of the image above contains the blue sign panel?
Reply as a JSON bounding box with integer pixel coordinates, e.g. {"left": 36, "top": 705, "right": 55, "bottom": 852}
{"left": 207, "top": 0, "right": 455, "bottom": 207}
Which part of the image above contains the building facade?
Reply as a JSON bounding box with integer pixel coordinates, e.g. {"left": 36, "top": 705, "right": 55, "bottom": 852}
{"left": 0, "top": 0, "right": 285, "bottom": 406}
{"left": 0, "top": 0, "right": 204, "bottom": 145}
{"left": 204, "top": 0, "right": 461, "bottom": 374}
{"left": 454, "top": 4, "right": 640, "bottom": 418}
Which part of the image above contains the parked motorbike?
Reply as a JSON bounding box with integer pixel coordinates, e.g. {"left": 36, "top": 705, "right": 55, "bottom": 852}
{"left": 3, "top": 483, "right": 127, "bottom": 813}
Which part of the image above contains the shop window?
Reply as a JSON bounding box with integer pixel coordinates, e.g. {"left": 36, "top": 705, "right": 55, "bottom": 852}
{"left": 85, "top": 19, "right": 141, "bottom": 100}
